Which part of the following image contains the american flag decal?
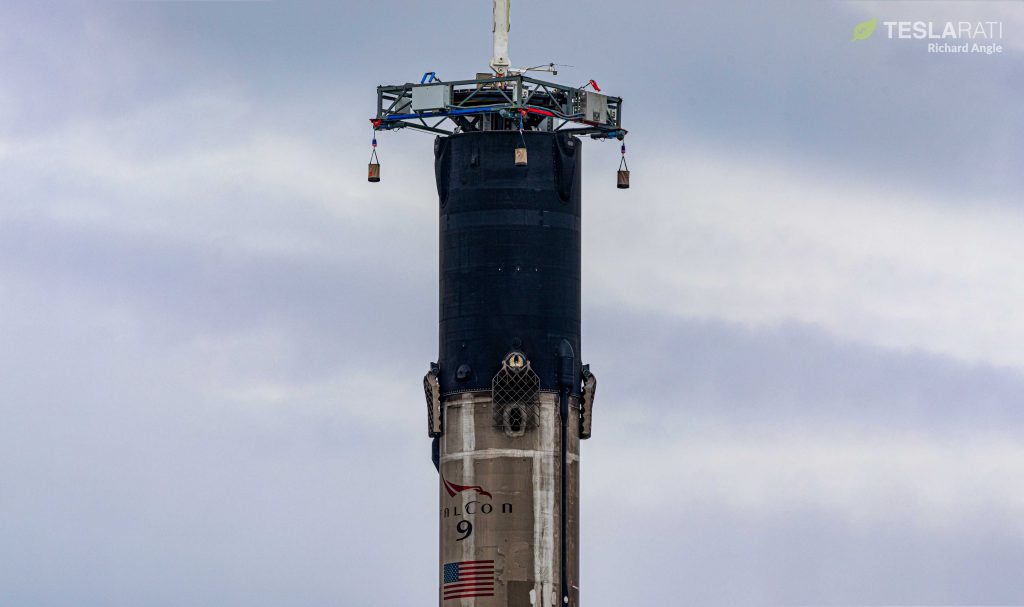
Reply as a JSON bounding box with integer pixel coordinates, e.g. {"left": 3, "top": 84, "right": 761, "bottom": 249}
{"left": 442, "top": 559, "right": 495, "bottom": 600}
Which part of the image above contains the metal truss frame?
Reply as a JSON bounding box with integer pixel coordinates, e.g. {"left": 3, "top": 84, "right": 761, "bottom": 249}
{"left": 372, "top": 74, "right": 625, "bottom": 139}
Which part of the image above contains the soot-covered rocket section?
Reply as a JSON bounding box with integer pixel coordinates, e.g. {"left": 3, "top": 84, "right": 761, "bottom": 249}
{"left": 435, "top": 131, "right": 583, "bottom": 396}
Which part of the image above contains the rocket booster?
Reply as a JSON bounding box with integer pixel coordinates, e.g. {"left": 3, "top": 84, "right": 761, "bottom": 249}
{"left": 424, "top": 131, "right": 596, "bottom": 606}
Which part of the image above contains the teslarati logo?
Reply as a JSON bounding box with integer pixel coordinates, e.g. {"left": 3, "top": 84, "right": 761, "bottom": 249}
{"left": 852, "top": 17, "right": 1005, "bottom": 54}
{"left": 852, "top": 18, "right": 877, "bottom": 41}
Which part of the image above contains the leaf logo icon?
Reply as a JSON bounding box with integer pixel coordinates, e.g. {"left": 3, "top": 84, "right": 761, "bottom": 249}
{"left": 852, "top": 17, "right": 877, "bottom": 41}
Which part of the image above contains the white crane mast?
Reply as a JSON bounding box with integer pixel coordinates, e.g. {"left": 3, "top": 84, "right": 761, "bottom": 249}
{"left": 490, "top": 0, "right": 511, "bottom": 75}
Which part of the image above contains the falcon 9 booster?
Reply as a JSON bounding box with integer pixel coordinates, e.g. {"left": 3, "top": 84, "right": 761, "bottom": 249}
{"left": 432, "top": 132, "right": 586, "bottom": 606}
{"left": 369, "top": 2, "right": 626, "bottom": 605}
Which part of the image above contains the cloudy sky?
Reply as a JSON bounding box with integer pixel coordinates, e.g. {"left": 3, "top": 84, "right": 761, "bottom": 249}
{"left": 2, "top": 1, "right": 1023, "bottom": 605}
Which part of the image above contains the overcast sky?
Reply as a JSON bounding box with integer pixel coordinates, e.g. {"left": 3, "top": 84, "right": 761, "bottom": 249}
{"left": 1, "top": 1, "right": 1023, "bottom": 605}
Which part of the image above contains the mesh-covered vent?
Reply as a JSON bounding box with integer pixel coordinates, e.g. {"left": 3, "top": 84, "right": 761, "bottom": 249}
{"left": 492, "top": 352, "right": 541, "bottom": 434}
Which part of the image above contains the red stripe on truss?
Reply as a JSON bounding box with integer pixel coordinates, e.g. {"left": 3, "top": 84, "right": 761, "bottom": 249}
{"left": 525, "top": 107, "right": 556, "bottom": 117}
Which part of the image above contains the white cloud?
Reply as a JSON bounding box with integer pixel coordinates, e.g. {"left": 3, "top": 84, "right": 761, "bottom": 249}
{"left": 0, "top": 89, "right": 438, "bottom": 265}
{"left": 585, "top": 146, "right": 1024, "bottom": 369}
{"left": 585, "top": 410, "right": 1024, "bottom": 535}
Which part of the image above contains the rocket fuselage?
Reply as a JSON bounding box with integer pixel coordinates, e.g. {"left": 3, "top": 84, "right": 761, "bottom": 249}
{"left": 433, "top": 131, "right": 584, "bottom": 606}
{"left": 435, "top": 131, "right": 583, "bottom": 395}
